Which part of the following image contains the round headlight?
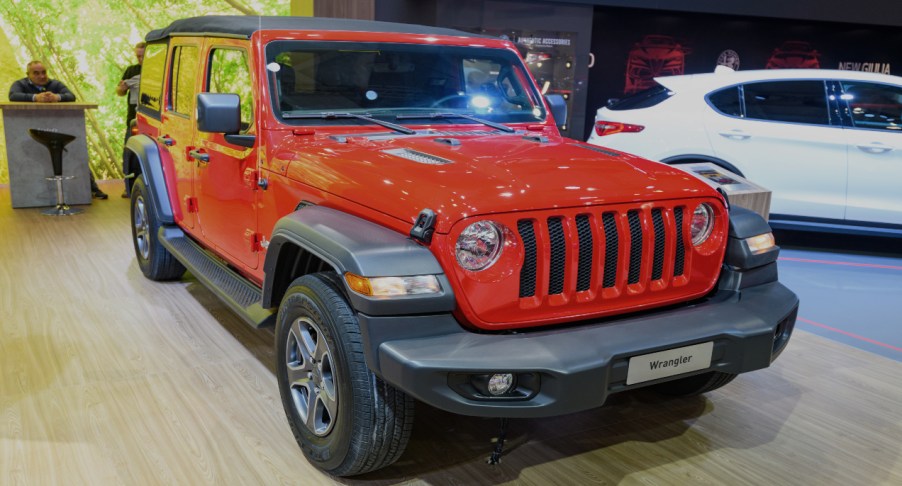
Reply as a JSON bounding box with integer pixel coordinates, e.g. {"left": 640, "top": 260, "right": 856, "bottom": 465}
{"left": 690, "top": 203, "right": 714, "bottom": 246}
{"left": 456, "top": 221, "right": 504, "bottom": 271}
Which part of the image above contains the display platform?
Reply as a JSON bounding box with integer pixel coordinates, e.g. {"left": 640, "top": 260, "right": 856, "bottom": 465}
{"left": 678, "top": 162, "right": 772, "bottom": 220}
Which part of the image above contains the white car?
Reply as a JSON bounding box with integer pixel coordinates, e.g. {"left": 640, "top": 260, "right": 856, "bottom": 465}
{"left": 587, "top": 69, "right": 902, "bottom": 237}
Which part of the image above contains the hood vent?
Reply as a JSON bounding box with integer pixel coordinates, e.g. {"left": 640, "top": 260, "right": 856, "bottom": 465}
{"left": 382, "top": 148, "right": 452, "bottom": 165}
{"left": 578, "top": 144, "right": 622, "bottom": 157}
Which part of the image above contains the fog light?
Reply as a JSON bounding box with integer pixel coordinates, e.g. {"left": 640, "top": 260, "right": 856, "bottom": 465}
{"left": 487, "top": 373, "right": 514, "bottom": 396}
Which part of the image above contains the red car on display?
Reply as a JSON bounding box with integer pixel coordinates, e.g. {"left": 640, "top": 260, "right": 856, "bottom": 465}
{"left": 124, "top": 16, "right": 797, "bottom": 476}
{"left": 765, "top": 40, "right": 820, "bottom": 69}
{"left": 624, "top": 35, "right": 689, "bottom": 94}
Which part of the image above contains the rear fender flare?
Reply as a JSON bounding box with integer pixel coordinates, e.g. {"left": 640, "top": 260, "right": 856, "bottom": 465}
{"left": 124, "top": 135, "right": 174, "bottom": 225}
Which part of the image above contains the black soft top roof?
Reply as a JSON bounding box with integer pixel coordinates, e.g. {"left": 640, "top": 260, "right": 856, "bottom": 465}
{"left": 146, "top": 15, "right": 491, "bottom": 42}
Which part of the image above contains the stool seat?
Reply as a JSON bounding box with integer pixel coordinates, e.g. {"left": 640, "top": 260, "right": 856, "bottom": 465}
{"left": 28, "top": 128, "right": 82, "bottom": 216}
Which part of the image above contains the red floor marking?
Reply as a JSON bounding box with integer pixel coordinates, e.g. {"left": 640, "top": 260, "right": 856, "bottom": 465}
{"left": 798, "top": 317, "right": 902, "bottom": 353}
{"left": 779, "top": 257, "right": 902, "bottom": 271}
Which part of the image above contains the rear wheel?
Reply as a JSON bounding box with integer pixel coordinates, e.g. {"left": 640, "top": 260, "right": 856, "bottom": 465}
{"left": 130, "top": 176, "right": 185, "bottom": 281}
{"left": 276, "top": 273, "right": 414, "bottom": 476}
{"left": 651, "top": 371, "right": 737, "bottom": 396}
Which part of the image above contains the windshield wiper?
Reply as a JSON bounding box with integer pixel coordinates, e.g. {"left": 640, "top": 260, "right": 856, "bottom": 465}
{"left": 283, "top": 112, "right": 415, "bottom": 135}
{"left": 395, "top": 112, "right": 515, "bottom": 133}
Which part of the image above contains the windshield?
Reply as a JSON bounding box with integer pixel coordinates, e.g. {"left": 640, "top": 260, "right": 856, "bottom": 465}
{"left": 265, "top": 41, "right": 546, "bottom": 126}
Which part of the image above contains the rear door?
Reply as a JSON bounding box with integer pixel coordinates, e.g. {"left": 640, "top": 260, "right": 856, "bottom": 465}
{"left": 161, "top": 42, "right": 201, "bottom": 230}
{"left": 704, "top": 80, "right": 846, "bottom": 220}
{"left": 194, "top": 41, "right": 260, "bottom": 270}
{"left": 838, "top": 80, "right": 902, "bottom": 225}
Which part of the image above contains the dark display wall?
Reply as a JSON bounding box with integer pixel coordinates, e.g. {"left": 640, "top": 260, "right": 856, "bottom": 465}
{"left": 545, "top": 0, "right": 902, "bottom": 28}
{"left": 586, "top": 6, "right": 902, "bottom": 136}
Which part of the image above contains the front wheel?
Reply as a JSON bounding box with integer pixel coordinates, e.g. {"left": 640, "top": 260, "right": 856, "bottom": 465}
{"left": 276, "top": 273, "right": 414, "bottom": 476}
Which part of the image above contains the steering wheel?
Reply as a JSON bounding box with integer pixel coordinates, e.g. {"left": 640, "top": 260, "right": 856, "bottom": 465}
{"left": 430, "top": 93, "right": 470, "bottom": 108}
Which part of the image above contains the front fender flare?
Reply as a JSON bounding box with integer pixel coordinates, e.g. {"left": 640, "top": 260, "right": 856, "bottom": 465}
{"left": 262, "top": 206, "right": 455, "bottom": 315}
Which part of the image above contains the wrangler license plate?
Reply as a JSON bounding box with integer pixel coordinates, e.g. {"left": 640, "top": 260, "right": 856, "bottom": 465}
{"left": 626, "top": 341, "right": 714, "bottom": 385}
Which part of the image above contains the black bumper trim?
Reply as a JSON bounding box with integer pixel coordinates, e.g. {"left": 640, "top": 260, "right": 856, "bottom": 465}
{"left": 359, "top": 281, "right": 798, "bottom": 418}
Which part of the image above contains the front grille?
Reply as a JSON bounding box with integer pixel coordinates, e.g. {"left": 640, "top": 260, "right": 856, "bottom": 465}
{"left": 518, "top": 205, "right": 689, "bottom": 299}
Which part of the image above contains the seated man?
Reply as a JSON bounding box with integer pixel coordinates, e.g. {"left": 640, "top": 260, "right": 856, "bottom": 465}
{"left": 8, "top": 61, "right": 107, "bottom": 199}
{"left": 9, "top": 60, "right": 76, "bottom": 102}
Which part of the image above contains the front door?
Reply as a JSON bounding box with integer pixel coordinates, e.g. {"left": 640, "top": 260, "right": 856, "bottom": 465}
{"left": 838, "top": 80, "right": 902, "bottom": 226}
{"left": 195, "top": 45, "right": 260, "bottom": 269}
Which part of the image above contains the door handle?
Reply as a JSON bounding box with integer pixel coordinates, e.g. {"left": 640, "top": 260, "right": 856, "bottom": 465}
{"left": 856, "top": 143, "right": 893, "bottom": 154}
{"left": 718, "top": 130, "right": 750, "bottom": 140}
{"left": 156, "top": 135, "right": 174, "bottom": 146}
{"left": 189, "top": 149, "right": 210, "bottom": 162}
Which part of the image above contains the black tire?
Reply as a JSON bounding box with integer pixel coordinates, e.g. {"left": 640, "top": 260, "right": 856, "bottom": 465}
{"left": 651, "top": 371, "right": 738, "bottom": 396}
{"left": 130, "top": 176, "right": 186, "bottom": 281}
{"left": 276, "top": 273, "right": 415, "bottom": 476}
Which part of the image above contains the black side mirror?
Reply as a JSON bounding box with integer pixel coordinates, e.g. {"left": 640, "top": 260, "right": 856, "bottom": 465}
{"left": 196, "top": 93, "right": 255, "bottom": 148}
{"left": 545, "top": 94, "right": 567, "bottom": 129}
{"left": 197, "top": 93, "right": 241, "bottom": 133}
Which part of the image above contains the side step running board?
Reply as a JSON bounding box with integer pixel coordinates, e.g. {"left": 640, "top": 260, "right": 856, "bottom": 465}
{"left": 158, "top": 226, "right": 276, "bottom": 328}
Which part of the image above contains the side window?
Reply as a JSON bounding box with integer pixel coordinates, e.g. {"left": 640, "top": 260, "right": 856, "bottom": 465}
{"left": 840, "top": 81, "right": 902, "bottom": 131}
{"left": 138, "top": 43, "right": 167, "bottom": 112}
{"left": 209, "top": 48, "right": 254, "bottom": 131}
{"left": 742, "top": 80, "right": 829, "bottom": 125}
{"left": 707, "top": 86, "right": 741, "bottom": 117}
{"left": 170, "top": 45, "right": 199, "bottom": 115}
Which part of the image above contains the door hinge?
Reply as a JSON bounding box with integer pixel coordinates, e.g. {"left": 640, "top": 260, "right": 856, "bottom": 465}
{"left": 243, "top": 168, "right": 259, "bottom": 189}
{"left": 185, "top": 196, "right": 198, "bottom": 213}
{"left": 247, "top": 231, "right": 268, "bottom": 252}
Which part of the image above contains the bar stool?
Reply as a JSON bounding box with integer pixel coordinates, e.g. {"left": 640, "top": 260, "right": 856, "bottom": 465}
{"left": 28, "top": 128, "right": 83, "bottom": 216}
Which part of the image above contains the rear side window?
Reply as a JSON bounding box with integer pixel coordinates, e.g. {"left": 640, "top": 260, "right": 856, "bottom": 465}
{"left": 742, "top": 80, "right": 829, "bottom": 125}
{"left": 840, "top": 81, "right": 902, "bottom": 131}
{"left": 607, "top": 83, "right": 672, "bottom": 111}
{"left": 139, "top": 43, "right": 167, "bottom": 112}
{"left": 170, "top": 45, "right": 199, "bottom": 115}
{"left": 707, "top": 86, "right": 741, "bottom": 117}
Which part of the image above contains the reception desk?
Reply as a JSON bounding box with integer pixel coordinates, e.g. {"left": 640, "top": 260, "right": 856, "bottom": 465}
{"left": 0, "top": 102, "right": 97, "bottom": 208}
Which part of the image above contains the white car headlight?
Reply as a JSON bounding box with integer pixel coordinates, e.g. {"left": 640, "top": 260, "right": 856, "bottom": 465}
{"left": 455, "top": 221, "right": 504, "bottom": 271}
{"left": 690, "top": 203, "right": 714, "bottom": 246}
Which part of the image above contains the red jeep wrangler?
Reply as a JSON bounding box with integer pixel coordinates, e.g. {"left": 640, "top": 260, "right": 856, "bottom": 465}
{"left": 125, "top": 16, "right": 798, "bottom": 476}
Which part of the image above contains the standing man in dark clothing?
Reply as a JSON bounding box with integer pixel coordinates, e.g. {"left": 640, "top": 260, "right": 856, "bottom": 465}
{"left": 116, "top": 42, "right": 145, "bottom": 198}
{"left": 9, "top": 61, "right": 108, "bottom": 199}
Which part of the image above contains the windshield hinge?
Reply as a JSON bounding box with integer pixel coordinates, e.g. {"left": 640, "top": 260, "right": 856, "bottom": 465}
{"left": 409, "top": 208, "right": 436, "bottom": 244}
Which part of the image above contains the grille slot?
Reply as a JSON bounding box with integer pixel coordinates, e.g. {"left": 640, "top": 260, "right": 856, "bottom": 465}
{"left": 602, "top": 213, "right": 619, "bottom": 288}
{"left": 547, "top": 217, "right": 566, "bottom": 295}
{"left": 627, "top": 210, "right": 642, "bottom": 285}
{"left": 651, "top": 208, "right": 665, "bottom": 281}
{"left": 516, "top": 204, "right": 690, "bottom": 301}
{"left": 674, "top": 207, "right": 685, "bottom": 277}
{"left": 518, "top": 220, "right": 537, "bottom": 297}
{"left": 575, "top": 215, "right": 593, "bottom": 292}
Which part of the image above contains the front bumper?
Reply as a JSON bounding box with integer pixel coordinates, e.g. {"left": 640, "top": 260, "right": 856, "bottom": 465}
{"left": 358, "top": 280, "right": 798, "bottom": 418}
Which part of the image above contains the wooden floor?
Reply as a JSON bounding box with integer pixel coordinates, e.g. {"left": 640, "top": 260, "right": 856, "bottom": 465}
{"left": 1, "top": 181, "right": 900, "bottom": 485}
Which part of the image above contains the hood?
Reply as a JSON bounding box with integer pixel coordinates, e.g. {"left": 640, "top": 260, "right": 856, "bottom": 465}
{"left": 280, "top": 129, "right": 717, "bottom": 233}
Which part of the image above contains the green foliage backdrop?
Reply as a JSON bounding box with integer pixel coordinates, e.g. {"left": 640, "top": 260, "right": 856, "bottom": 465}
{"left": 0, "top": 0, "right": 288, "bottom": 184}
